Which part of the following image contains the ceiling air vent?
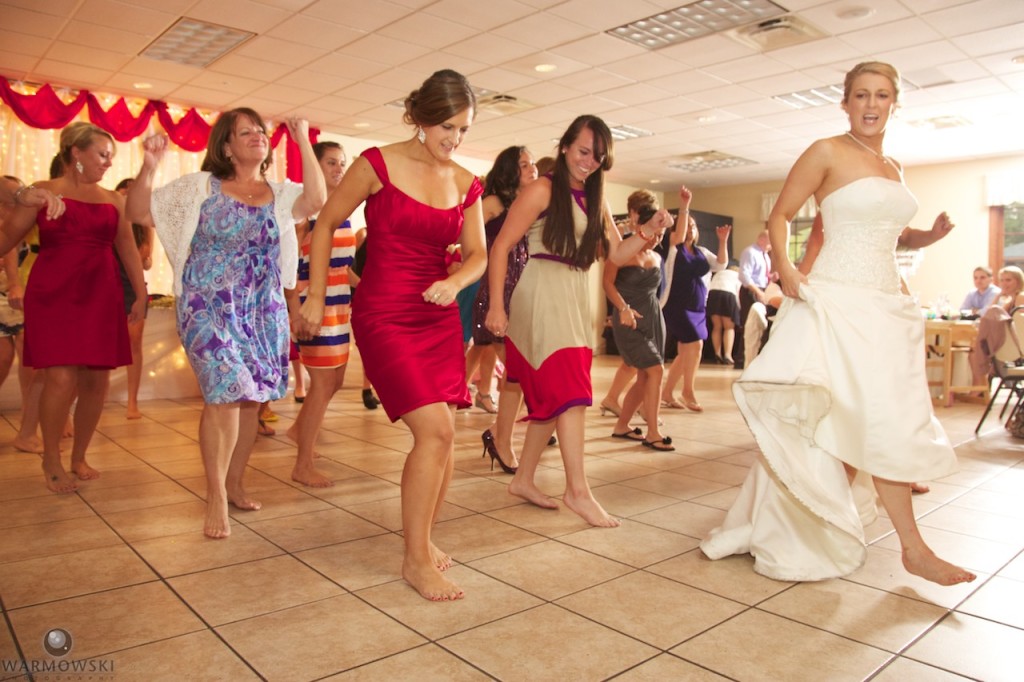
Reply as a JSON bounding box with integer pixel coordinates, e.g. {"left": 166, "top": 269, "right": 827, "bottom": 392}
{"left": 727, "top": 15, "right": 826, "bottom": 51}
{"left": 477, "top": 93, "right": 535, "bottom": 115}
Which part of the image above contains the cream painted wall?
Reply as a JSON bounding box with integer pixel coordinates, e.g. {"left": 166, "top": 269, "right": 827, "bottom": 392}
{"left": 660, "top": 154, "right": 1024, "bottom": 307}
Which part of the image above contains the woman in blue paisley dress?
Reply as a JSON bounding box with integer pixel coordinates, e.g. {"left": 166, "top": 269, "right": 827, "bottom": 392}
{"left": 127, "top": 110, "right": 325, "bottom": 538}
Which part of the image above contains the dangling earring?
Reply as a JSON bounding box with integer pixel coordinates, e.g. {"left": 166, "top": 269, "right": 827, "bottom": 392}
{"left": 416, "top": 127, "right": 426, "bottom": 144}
{"left": 75, "top": 160, "right": 84, "bottom": 174}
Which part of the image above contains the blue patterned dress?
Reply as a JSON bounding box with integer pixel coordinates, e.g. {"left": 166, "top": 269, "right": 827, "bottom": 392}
{"left": 177, "top": 178, "right": 289, "bottom": 404}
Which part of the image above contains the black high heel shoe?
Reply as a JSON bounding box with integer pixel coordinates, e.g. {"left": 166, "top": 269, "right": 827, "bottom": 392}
{"left": 481, "top": 429, "right": 517, "bottom": 474}
{"left": 362, "top": 388, "right": 380, "bottom": 410}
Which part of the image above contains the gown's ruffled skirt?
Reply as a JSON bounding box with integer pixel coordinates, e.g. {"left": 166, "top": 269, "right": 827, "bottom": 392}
{"left": 701, "top": 279, "right": 957, "bottom": 581}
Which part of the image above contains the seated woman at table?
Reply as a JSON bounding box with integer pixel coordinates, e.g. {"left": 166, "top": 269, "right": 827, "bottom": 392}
{"left": 969, "top": 265, "right": 1024, "bottom": 385}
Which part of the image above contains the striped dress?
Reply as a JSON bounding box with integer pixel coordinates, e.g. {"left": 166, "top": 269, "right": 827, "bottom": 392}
{"left": 295, "top": 218, "right": 355, "bottom": 368}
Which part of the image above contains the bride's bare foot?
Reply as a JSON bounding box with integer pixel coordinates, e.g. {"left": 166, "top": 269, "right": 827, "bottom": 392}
{"left": 563, "top": 490, "right": 620, "bottom": 528}
{"left": 508, "top": 478, "right": 559, "bottom": 509}
{"left": 126, "top": 406, "right": 142, "bottom": 420}
{"left": 204, "top": 496, "right": 231, "bottom": 539}
{"left": 71, "top": 459, "right": 100, "bottom": 480}
{"left": 430, "top": 542, "right": 452, "bottom": 571}
{"left": 902, "top": 546, "right": 976, "bottom": 585}
{"left": 910, "top": 482, "right": 930, "bottom": 494}
{"left": 42, "top": 464, "right": 78, "bottom": 494}
{"left": 402, "top": 557, "right": 463, "bottom": 601}
{"left": 13, "top": 435, "right": 43, "bottom": 453}
{"left": 291, "top": 462, "right": 334, "bottom": 488}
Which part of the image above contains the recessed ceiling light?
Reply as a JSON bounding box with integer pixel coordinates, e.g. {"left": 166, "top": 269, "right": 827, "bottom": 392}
{"left": 534, "top": 64, "right": 557, "bottom": 73}
{"left": 353, "top": 122, "right": 371, "bottom": 128}
{"left": 141, "top": 17, "right": 254, "bottom": 68}
{"left": 697, "top": 115, "right": 716, "bottom": 123}
{"left": 608, "top": 124, "right": 654, "bottom": 141}
{"left": 649, "top": 179, "right": 661, "bottom": 184}
{"left": 607, "top": 0, "right": 787, "bottom": 50}
{"left": 133, "top": 82, "right": 152, "bottom": 90}
{"left": 1012, "top": 55, "right": 1024, "bottom": 65}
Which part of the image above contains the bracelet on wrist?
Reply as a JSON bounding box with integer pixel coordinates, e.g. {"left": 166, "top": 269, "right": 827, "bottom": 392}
{"left": 12, "top": 185, "right": 33, "bottom": 206}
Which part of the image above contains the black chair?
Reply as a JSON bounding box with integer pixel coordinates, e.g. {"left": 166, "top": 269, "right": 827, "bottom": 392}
{"left": 975, "top": 306, "right": 1024, "bottom": 433}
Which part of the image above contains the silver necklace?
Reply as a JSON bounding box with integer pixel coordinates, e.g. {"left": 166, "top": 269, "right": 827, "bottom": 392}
{"left": 845, "top": 132, "right": 899, "bottom": 173}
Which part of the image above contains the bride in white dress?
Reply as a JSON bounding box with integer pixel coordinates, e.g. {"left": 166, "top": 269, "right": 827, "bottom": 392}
{"left": 700, "top": 61, "right": 976, "bottom": 586}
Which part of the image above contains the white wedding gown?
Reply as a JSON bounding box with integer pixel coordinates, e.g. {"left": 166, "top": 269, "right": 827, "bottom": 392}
{"left": 701, "top": 177, "right": 958, "bottom": 581}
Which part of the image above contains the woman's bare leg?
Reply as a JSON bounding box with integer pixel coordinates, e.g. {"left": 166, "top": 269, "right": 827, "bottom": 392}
{"left": 508, "top": 419, "right": 559, "bottom": 509}
{"left": 721, "top": 319, "right": 735, "bottom": 363}
{"left": 601, "top": 362, "right": 637, "bottom": 414}
{"left": 489, "top": 344, "right": 520, "bottom": 469}
{"left": 198, "top": 402, "right": 241, "bottom": 538}
{"left": 680, "top": 340, "right": 703, "bottom": 408}
{"left": 873, "top": 476, "right": 976, "bottom": 585}
{"left": 662, "top": 344, "right": 684, "bottom": 405}
{"left": 39, "top": 366, "right": 78, "bottom": 493}
{"left": 557, "top": 405, "right": 619, "bottom": 527}
{"left": 13, "top": 334, "right": 42, "bottom": 453}
{"left": 288, "top": 366, "right": 345, "bottom": 487}
{"left": 126, "top": 317, "right": 145, "bottom": 419}
{"left": 398, "top": 403, "right": 463, "bottom": 601}
{"left": 69, "top": 368, "right": 110, "bottom": 480}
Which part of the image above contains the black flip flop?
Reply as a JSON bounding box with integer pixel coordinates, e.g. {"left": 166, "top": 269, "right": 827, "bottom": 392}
{"left": 642, "top": 436, "right": 674, "bottom": 451}
{"left": 612, "top": 427, "right": 644, "bottom": 442}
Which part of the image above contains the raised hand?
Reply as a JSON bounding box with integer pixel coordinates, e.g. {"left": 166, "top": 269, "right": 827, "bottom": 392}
{"left": 141, "top": 134, "right": 168, "bottom": 169}
{"left": 716, "top": 224, "right": 732, "bottom": 241}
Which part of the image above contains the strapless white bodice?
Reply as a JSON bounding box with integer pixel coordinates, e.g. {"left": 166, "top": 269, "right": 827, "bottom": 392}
{"left": 810, "top": 177, "right": 918, "bottom": 293}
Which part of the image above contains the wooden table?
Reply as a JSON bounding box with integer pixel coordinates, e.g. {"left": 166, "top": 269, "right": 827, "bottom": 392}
{"left": 924, "top": 318, "right": 988, "bottom": 407}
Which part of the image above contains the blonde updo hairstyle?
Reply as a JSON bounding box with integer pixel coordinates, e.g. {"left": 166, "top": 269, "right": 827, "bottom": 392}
{"left": 843, "top": 61, "right": 901, "bottom": 104}
{"left": 402, "top": 69, "right": 476, "bottom": 129}
{"left": 59, "top": 122, "right": 114, "bottom": 168}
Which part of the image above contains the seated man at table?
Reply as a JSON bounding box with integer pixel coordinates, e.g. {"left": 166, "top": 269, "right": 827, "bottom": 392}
{"left": 960, "top": 266, "right": 999, "bottom": 316}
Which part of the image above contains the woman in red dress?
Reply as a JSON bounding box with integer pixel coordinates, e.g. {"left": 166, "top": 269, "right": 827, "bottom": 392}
{"left": 298, "top": 70, "right": 486, "bottom": 602}
{"left": 0, "top": 122, "right": 146, "bottom": 493}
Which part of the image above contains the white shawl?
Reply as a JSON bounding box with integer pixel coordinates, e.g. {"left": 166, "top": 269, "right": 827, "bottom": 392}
{"left": 152, "top": 171, "right": 302, "bottom": 295}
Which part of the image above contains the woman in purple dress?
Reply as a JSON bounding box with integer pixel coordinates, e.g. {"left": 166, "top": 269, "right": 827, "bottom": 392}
{"left": 473, "top": 145, "right": 537, "bottom": 473}
{"left": 661, "top": 191, "right": 730, "bottom": 412}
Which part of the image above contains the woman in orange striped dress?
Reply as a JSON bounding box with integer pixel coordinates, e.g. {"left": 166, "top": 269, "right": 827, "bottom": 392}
{"left": 286, "top": 141, "right": 355, "bottom": 487}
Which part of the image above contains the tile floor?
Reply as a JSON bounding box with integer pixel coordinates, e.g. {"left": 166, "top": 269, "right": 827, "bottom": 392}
{"left": 0, "top": 355, "right": 1021, "bottom": 681}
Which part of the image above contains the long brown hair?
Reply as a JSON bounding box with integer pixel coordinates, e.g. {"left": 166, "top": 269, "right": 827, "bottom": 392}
{"left": 543, "top": 115, "right": 613, "bottom": 270}
{"left": 201, "top": 107, "right": 273, "bottom": 179}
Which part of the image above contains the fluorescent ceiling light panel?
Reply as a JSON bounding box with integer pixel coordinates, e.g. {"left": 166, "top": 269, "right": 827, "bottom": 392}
{"left": 607, "top": 0, "right": 788, "bottom": 50}
{"left": 141, "top": 18, "right": 254, "bottom": 68}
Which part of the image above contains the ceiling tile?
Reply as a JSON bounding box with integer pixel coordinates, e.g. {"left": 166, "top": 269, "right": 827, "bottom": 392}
{"left": 443, "top": 33, "right": 538, "bottom": 66}
{"left": 186, "top": 0, "right": 291, "bottom": 35}
{"left": 377, "top": 12, "right": 479, "bottom": 49}
{"left": 548, "top": 34, "right": 646, "bottom": 67}
{"left": 922, "top": 0, "right": 1024, "bottom": 37}
{"left": 421, "top": 0, "right": 536, "bottom": 30}
{"left": 76, "top": 0, "right": 178, "bottom": 36}
{"left": 546, "top": 0, "right": 663, "bottom": 30}
{"left": 33, "top": 59, "right": 109, "bottom": 88}
{"left": 58, "top": 19, "right": 151, "bottom": 53}
{"left": 207, "top": 53, "right": 293, "bottom": 82}
{"left": 490, "top": 11, "right": 594, "bottom": 50}
{"left": 0, "top": 29, "right": 53, "bottom": 58}
{"left": 302, "top": 0, "right": 412, "bottom": 31}
{"left": 304, "top": 52, "right": 389, "bottom": 80}
{"left": 278, "top": 69, "right": 355, "bottom": 95}
{"left": 168, "top": 84, "right": 241, "bottom": 108}
{"left": 234, "top": 36, "right": 329, "bottom": 68}
{"left": 267, "top": 15, "right": 364, "bottom": 50}
{"left": 187, "top": 70, "right": 263, "bottom": 95}
{"left": 395, "top": 51, "right": 489, "bottom": 80}
{"left": 951, "top": 22, "right": 1024, "bottom": 57}
{"left": 343, "top": 34, "right": 432, "bottom": 65}
{"left": 1, "top": 5, "right": 64, "bottom": 39}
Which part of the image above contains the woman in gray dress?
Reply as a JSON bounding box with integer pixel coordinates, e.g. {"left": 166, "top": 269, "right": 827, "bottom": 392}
{"left": 603, "top": 225, "right": 672, "bottom": 450}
